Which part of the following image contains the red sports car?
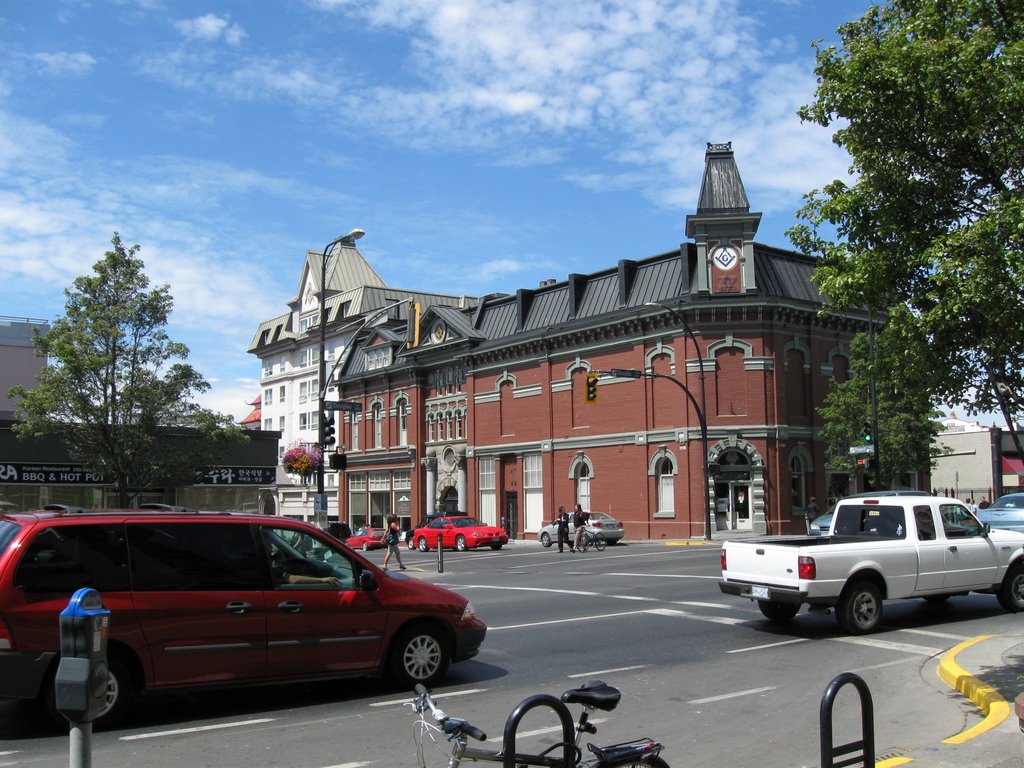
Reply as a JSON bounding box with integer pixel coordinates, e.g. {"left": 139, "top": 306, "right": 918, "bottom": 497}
{"left": 411, "top": 517, "right": 508, "bottom": 551}
{"left": 344, "top": 526, "right": 387, "bottom": 551}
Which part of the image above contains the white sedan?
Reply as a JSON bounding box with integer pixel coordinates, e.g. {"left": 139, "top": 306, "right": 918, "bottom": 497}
{"left": 538, "top": 511, "right": 624, "bottom": 547}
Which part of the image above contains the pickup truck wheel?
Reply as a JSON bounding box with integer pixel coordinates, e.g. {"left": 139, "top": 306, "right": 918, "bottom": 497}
{"left": 838, "top": 581, "right": 882, "bottom": 634}
{"left": 758, "top": 600, "right": 799, "bottom": 623}
{"left": 997, "top": 563, "right": 1024, "bottom": 613}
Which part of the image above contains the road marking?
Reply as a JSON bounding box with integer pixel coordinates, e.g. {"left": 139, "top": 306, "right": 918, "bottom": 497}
{"left": 606, "top": 572, "right": 720, "bottom": 580}
{"left": 487, "top": 718, "right": 607, "bottom": 743}
{"left": 688, "top": 686, "right": 776, "bottom": 704}
{"left": 727, "top": 638, "right": 808, "bottom": 653}
{"left": 645, "top": 607, "right": 747, "bottom": 625}
{"left": 120, "top": 718, "right": 277, "bottom": 741}
{"left": 321, "top": 763, "right": 374, "bottom": 768}
{"left": 833, "top": 636, "right": 944, "bottom": 656}
{"left": 490, "top": 609, "right": 654, "bottom": 630}
{"left": 369, "top": 688, "right": 488, "bottom": 708}
{"left": 896, "top": 628, "right": 971, "bottom": 641}
{"left": 568, "top": 664, "right": 650, "bottom": 678}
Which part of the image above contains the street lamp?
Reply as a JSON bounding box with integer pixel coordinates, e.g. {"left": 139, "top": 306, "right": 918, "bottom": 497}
{"left": 645, "top": 301, "right": 712, "bottom": 541}
{"left": 315, "top": 228, "right": 364, "bottom": 528}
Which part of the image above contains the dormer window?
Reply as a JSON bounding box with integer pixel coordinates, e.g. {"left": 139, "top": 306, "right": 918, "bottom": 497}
{"left": 299, "top": 313, "right": 318, "bottom": 334}
{"left": 365, "top": 347, "right": 392, "bottom": 370}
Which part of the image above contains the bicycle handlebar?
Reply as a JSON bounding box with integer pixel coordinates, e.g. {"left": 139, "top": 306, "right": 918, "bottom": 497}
{"left": 412, "top": 684, "right": 487, "bottom": 742}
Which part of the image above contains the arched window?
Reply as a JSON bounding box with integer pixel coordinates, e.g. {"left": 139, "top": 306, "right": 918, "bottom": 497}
{"left": 576, "top": 462, "right": 591, "bottom": 512}
{"left": 397, "top": 398, "right": 409, "bottom": 446}
{"left": 790, "top": 454, "right": 807, "bottom": 509}
{"left": 372, "top": 403, "right": 383, "bottom": 448}
{"left": 657, "top": 457, "right": 675, "bottom": 515}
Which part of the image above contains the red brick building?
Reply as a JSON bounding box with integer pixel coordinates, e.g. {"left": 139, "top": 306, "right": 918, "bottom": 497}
{"left": 332, "top": 143, "right": 861, "bottom": 540}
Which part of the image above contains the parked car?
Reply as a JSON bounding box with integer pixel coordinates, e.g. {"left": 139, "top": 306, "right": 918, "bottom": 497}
{"left": 808, "top": 512, "right": 833, "bottom": 536}
{"left": 407, "top": 511, "right": 469, "bottom": 549}
{"left": 411, "top": 517, "right": 508, "bottom": 551}
{"left": 977, "top": 493, "right": 1024, "bottom": 533}
{"left": 537, "top": 510, "right": 625, "bottom": 547}
{"left": 0, "top": 508, "right": 486, "bottom": 729}
{"left": 345, "top": 526, "right": 387, "bottom": 551}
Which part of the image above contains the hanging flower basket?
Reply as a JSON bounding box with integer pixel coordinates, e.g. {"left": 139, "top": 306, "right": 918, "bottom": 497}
{"left": 282, "top": 445, "right": 323, "bottom": 480}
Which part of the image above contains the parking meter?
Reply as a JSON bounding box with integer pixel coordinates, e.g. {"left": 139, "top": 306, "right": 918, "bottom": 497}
{"left": 55, "top": 588, "right": 110, "bottom": 724}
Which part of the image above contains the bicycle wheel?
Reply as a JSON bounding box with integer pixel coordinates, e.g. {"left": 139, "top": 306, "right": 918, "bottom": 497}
{"left": 593, "top": 534, "right": 606, "bottom": 552}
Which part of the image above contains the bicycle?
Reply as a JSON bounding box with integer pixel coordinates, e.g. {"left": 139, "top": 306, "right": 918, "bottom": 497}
{"left": 407, "top": 679, "right": 668, "bottom": 768}
{"left": 577, "top": 529, "right": 607, "bottom": 552}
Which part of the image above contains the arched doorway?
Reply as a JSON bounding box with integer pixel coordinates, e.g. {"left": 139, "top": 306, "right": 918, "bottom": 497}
{"left": 438, "top": 486, "right": 459, "bottom": 515}
{"left": 711, "top": 444, "right": 765, "bottom": 532}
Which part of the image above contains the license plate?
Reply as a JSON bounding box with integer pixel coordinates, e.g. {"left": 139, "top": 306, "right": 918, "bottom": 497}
{"left": 751, "top": 585, "right": 769, "bottom": 599}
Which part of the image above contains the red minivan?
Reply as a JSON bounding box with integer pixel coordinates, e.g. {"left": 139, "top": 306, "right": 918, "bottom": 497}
{"left": 0, "top": 509, "right": 486, "bottom": 728}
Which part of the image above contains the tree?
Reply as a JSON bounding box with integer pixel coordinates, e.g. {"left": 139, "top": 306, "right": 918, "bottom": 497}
{"left": 788, "top": 0, "right": 1024, "bottom": 457}
{"left": 819, "top": 307, "right": 945, "bottom": 490}
{"left": 8, "top": 233, "right": 246, "bottom": 506}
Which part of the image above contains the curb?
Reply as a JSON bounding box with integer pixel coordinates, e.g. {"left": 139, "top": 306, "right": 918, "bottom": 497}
{"left": 876, "top": 633, "right": 1015, "bottom": 768}
{"left": 935, "top": 635, "right": 1012, "bottom": 745}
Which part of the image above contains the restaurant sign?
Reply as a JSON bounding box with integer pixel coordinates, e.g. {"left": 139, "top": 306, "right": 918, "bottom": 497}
{"left": 0, "top": 463, "right": 108, "bottom": 485}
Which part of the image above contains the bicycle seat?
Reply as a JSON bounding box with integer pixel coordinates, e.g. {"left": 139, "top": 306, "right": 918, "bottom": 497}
{"left": 561, "top": 680, "right": 621, "bottom": 711}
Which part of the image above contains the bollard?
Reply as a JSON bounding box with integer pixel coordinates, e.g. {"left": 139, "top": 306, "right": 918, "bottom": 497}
{"left": 437, "top": 539, "right": 444, "bottom": 573}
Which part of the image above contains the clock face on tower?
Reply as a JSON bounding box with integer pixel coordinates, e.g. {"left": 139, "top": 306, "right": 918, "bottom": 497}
{"left": 430, "top": 321, "right": 447, "bottom": 344}
{"left": 711, "top": 244, "right": 739, "bottom": 271}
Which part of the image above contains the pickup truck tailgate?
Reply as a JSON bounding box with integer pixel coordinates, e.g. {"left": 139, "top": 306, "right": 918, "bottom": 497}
{"left": 722, "top": 541, "right": 800, "bottom": 589}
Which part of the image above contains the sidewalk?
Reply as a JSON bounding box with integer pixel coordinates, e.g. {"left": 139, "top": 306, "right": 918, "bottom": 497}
{"left": 878, "top": 631, "right": 1024, "bottom": 768}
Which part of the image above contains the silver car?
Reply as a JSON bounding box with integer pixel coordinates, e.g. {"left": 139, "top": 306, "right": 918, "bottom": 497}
{"left": 977, "top": 493, "right": 1024, "bottom": 533}
{"left": 538, "top": 510, "right": 624, "bottom": 547}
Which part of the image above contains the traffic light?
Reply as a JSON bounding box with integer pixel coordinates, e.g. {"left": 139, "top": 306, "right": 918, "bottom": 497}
{"left": 322, "top": 414, "right": 336, "bottom": 446}
{"left": 862, "top": 420, "right": 873, "bottom": 443}
{"left": 329, "top": 452, "right": 347, "bottom": 470}
{"left": 584, "top": 372, "right": 599, "bottom": 403}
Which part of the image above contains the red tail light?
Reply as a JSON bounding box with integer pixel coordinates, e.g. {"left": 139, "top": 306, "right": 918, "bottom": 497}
{"left": 720, "top": 549, "right": 727, "bottom": 571}
{"left": 798, "top": 555, "right": 816, "bottom": 580}
{"left": 0, "top": 615, "right": 13, "bottom": 650}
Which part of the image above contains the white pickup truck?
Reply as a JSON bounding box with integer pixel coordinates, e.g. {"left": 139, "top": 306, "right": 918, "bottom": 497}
{"left": 718, "top": 494, "right": 1024, "bottom": 633}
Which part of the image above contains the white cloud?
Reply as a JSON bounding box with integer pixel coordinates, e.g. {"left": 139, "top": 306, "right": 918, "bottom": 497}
{"left": 174, "top": 13, "right": 246, "bottom": 46}
{"left": 29, "top": 51, "right": 97, "bottom": 76}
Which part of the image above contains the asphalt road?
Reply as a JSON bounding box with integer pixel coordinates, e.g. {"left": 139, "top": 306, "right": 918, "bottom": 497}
{"left": 2, "top": 540, "right": 1019, "bottom": 768}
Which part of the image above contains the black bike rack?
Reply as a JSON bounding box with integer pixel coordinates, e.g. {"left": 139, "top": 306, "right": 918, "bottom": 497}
{"left": 820, "top": 672, "right": 875, "bottom": 768}
{"left": 498, "top": 693, "right": 577, "bottom": 768}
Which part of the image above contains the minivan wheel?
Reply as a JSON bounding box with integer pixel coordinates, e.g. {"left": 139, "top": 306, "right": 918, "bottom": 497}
{"left": 361, "top": 542, "right": 370, "bottom": 552}
{"left": 539, "top": 531, "right": 552, "bottom": 548}
{"left": 455, "top": 535, "right": 467, "bottom": 552}
{"left": 44, "top": 654, "right": 134, "bottom": 730}
{"left": 417, "top": 537, "right": 429, "bottom": 552}
{"left": 389, "top": 625, "right": 450, "bottom": 688}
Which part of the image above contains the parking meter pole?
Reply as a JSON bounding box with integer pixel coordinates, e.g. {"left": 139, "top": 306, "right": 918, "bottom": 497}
{"left": 437, "top": 541, "right": 444, "bottom": 573}
{"left": 70, "top": 724, "right": 92, "bottom": 768}
{"left": 56, "top": 588, "right": 110, "bottom": 768}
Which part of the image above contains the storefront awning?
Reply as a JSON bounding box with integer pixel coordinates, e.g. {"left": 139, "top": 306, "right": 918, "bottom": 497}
{"left": 1001, "top": 456, "right": 1024, "bottom": 475}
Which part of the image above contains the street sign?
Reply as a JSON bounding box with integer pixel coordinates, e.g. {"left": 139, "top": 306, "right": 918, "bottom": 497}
{"left": 848, "top": 444, "right": 874, "bottom": 455}
{"left": 324, "top": 400, "right": 362, "bottom": 413}
{"left": 609, "top": 368, "right": 643, "bottom": 379}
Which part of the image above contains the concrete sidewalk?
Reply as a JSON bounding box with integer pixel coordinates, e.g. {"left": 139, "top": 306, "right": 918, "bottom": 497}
{"left": 877, "top": 631, "right": 1024, "bottom": 768}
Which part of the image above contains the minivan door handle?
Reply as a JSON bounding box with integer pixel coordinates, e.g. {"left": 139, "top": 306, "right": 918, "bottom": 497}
{"left": 948, "top": 545, "right": 958, "bottom": 552}
{"left": 277, "top": 600, "right": 303, "bottom": 613}
{"left": 226, "top": 601, "right": 253, "bottom": 614}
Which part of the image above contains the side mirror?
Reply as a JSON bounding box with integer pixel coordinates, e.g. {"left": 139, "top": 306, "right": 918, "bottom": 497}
{"left": 359, "top": 570, "right": 378, "bottom": 591}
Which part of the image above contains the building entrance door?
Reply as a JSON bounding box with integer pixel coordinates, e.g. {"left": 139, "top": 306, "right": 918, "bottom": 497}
{"left": 732, "top": 483, "right": 751, "bottom": 530}
{"left": 503, "top": 491, "right": 518, "bottom": 539}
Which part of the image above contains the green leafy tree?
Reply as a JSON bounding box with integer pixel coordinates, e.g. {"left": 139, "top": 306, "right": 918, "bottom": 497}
{"left": 789, "top": 0, "right": 1024, "bottom": 456}
{"left": 820, "top": 309, "right": 945, "bottom": 490}
{"left": 8, "top": 233, "right": 246, "bottom": 506}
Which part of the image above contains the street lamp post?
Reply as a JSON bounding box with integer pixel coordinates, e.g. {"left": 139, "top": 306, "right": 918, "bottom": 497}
{"left": 315, "top": 229, "right": 365, "bottom": 528}
{"left": 645, "top": 302, "right": 712, "bottom": 541}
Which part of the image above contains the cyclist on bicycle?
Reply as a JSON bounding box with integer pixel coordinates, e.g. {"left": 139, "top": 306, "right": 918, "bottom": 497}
{"left": 572, "top": 504, "right": 590, "bottom": 553}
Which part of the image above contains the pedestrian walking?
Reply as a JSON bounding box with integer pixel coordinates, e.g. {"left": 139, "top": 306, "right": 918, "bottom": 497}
{"left": 554, "top": 506, "right": 571, "bottom": 553}
{"left": 572, "top": 504, "right": 590, "bottom": 552}
{"left": 382, "top": 515, "right": 407, "bottom": 571}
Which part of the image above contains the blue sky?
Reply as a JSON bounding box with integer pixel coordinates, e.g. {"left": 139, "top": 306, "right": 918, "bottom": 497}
{"left": 1, "top": 0, "right": 874, "bottom": 421}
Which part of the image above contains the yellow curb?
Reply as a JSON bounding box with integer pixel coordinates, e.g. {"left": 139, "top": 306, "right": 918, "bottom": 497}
{"left": 664, "top": 540, "right": 715, "bottom": 546}
{"left": 937, "top": 634, "right": 1011, "bottom": 745}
